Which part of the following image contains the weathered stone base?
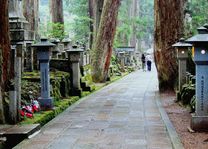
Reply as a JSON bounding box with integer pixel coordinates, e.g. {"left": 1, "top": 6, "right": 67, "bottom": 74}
{"left": 38, "top": 97, "right": 54, "bottom": 110}
{"left": 191, "top": 114, "right": 208, "bottom": 131}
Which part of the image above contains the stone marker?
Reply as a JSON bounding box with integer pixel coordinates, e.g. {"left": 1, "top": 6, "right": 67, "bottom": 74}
{"left": 119, "top": 51, "right": 125, "bottom": 71}
{"left": 32, "top": 39, "right": 55, "bottom": 110}
{"left": 186, "top": 26, "right": 208, "bottom": 131}
{"left": 25, "top": 41, "right": 34, "bottom": 71}
{"left": 67, "top": 45, "right": 83, "bottom": 96}
{"left": 172, "top": 38, "right": 192, "bottom": 91}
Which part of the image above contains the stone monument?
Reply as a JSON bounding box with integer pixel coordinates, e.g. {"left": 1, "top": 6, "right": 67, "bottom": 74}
{"left": 186, "top": 26, "right": 208, "bottom": 131}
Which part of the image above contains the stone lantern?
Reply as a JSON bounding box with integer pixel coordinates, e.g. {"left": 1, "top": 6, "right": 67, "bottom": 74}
{"left": 32, "top": 39, "right": 55, "bottom": 110}
{"left": 50, "top": 38, "right": 60, "bottom": 59}
{"left": 62, "top": 38, "right": 72, "bottom": 59}
{"left": 172, "top": 38, "right": 192, "bottom": 92}
{"left": 119, "top": 51, "right": 125, "bottom": 70}
{"left": 67, "top": 45, "right": 84, "bottom": 96}
{"left": 186, "top": 26, "right": 208, "bottom": 131}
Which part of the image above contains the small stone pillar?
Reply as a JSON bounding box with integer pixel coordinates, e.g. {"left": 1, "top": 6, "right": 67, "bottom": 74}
{"left": 172, "top": 38, "right": 192, "bottom": 91}
{"left": 67, "top": 46, "right": 83, "bottom": 96}
{"left": 32, "top": 39, "right": 55, "bottom": 110}
{"left": 186, "top": 26, "right": 208, "bottom": 131}
{"left": 25, "top": 41, "right": 34, "bottom": 71}
{"left": 9, "top": 46, "right": 17, "bottom": 123}
{"left": 50, "top": 39, "right": 60, "bottom": 59}
{"left": 80, "top": 46, "right": 85, "bottom": 76}
{"left": 119, "top": 52, "right": 125, "bottom": 71}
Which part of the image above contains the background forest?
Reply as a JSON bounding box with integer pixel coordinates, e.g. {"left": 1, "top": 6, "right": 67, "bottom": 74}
{"left": 39, "top": 0, "right": 208, "bottom": 52}
{"left": 39, "top": 0, "right": 154, "bottom": 52}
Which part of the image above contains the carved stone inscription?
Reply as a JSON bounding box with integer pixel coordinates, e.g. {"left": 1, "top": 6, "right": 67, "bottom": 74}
{"left": 200, "top": 76, "right": 204, "bottom": 111}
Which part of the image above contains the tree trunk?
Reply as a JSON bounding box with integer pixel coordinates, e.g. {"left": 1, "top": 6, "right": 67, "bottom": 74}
{"left": 23, "top": 0, "right": 39, "bottom": 40}
{"left": 93, "top": 0, "right": 104, "bottom": 36}
{"left": 154, "top": 0, "right": 185, "bottom": 91}
{"left": 130, "top": 0, "right": 137, "bottom": 47}
{"left": 49, "top": 0, "right": 64, "bottom": 23}
{"left": 49, "top": 0, "right": 64, "bottom": 36}
{"left": 0, "top": 0, "right": 11, "bottom": 123}
{"left": 88, "top": 0, "right": 94, "bottom": 49}
{"left": 92, "top": 0, "right": 121, "bottom": 82}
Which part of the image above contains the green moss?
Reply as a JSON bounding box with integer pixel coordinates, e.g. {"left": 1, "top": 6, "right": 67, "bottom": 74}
{"left": 19, "top": 69, "right": 129, "bottom": 127}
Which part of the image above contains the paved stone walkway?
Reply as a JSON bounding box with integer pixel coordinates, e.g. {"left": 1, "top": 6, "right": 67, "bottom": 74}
{"left": 15, "top": 66, "right": 176, "bottom": 149}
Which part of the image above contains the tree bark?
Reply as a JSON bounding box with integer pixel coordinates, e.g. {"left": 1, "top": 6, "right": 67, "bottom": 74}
{"left": 49, "top": 0, "right": 64, "bottom": 36}
{"left": 93, "top": 0, "right": 104, "bottom": 36}
{"left": 49, "top": 0, "right": 64, "bottom": 23}
{"left": 88, "top": 0, "right": 94, "bottom": 49}
{"left": 154, "top": 0, "right": 185, "bottom": 91}
{"left": 0, "top": 0, "right": 11, "bottom": 123}
{"left": 92, "top": 0, "right": 121, "bottom": 82}
{"left": 130, "top": 0, "right": 137, "bottom": 47}
{"left": 23, "top": 0, "right": 39, "bottom": 40}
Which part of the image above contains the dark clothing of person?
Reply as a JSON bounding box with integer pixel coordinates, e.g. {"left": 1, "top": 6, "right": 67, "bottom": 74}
{"left": 141, "top": 54, "right": 146, "bottom": 71}
{"left": 147, "top": 60, "right": 152, "bottom": 71}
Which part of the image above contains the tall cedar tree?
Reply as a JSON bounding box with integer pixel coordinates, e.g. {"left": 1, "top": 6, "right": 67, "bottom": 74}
{"left": 0, "top": 0, "right": 12, "bottom": 123}
{"left": 49, "top": 0, "right": 64, "bottom": 36}
{"left": 23, "top": 0, "right": 39, "bottom": 40}
{"left": 92, "top": 0, "right": 121, "bottom": 82}
{"left": 154, "top": 0, "right": 185, "bottom": 91}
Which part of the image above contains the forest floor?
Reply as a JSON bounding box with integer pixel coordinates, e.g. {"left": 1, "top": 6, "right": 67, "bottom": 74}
{"left": 160, "top": 91, "right": 208, "bottom": 149}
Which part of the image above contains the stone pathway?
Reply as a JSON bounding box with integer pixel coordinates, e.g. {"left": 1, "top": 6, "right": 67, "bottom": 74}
{"left": 14, "top": 66, "right": 178, "bottom": 149}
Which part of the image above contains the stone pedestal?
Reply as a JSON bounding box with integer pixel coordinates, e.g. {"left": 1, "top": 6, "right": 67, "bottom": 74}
{"left": 38, "top": 61, "right": 53, "bottom": 109}
{"left": 67, "top": 48, "right": 83, "bottom": 96}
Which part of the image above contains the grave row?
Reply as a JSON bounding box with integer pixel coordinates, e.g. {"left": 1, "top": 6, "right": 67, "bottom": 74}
{"left": 8, "top": 0, "right": 91, "bottom": 124}
{"left": 172, "top": 24, "right": 208, "bottom": 131}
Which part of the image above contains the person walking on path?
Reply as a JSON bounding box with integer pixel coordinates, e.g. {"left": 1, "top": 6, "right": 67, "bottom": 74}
{"left": 141, "top": 54, "right": 146, "bottom": 71}
{"left": 146, "top": 54, "right": 152, "bottom": 71}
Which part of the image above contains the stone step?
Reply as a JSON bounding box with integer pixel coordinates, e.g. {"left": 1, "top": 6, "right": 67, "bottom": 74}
{"left": 0, "top": 124, "right": 41, "bottom": 148}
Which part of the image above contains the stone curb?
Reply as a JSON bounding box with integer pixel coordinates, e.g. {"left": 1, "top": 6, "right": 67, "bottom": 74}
{"left": 155, "top": 92, "right": 184, "bottom": 149}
